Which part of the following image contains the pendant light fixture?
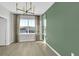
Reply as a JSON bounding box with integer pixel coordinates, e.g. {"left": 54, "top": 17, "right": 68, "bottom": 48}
{"left": 16, "top": 2, "right": 35, "bottom": 15}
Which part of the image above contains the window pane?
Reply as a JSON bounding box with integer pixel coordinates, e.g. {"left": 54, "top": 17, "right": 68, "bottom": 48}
{"left": 19, "top": 18, "right": 35, "bottom": 34}
{"left": 29, "top": 19, "right": 35, "bottom": 27}
{"left": 20, "top": 27, "right": 28, "bottom": 33}
{"left": 20, "top": 19, "right": 28, "bottom": 26}
{"left": 20, "top": 19, "right": 28, "bottom": 33}
{"left": 29, "top": 27, "right": 35, "bottom": 33}
{"left": 29, "top": 19, "right": 35, "bottom": 33}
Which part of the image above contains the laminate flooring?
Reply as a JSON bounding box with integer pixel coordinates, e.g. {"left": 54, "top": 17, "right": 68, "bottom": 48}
{"left": 0, "top": 41, "right": 57, "bottom": 56}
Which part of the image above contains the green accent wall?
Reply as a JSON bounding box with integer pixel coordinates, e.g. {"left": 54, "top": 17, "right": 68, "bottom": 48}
{"left": 44, "top": 2, "right": 79, "bottom": 56}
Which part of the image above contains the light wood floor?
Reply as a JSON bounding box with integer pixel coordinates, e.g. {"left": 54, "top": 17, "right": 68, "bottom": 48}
{"left": 0, "top": 41, "right": 57, "bottom": 56}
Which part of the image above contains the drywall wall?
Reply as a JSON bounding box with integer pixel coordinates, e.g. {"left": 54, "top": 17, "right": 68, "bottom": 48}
{"left": 9, "top": 13, "right": 15, "bottom": 44}
{"left": 0, "top": 4, "right": 15, "bottom": 45}
{"left": 0, "top": 17, "right": 7, "bottom": 45}
{"left": 43, "top": 2, "right": 79, "bottom": 56}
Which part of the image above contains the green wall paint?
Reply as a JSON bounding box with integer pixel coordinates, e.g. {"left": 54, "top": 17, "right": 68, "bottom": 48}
{"left": 44, "top": 2, "right": 79, "bottom": 56}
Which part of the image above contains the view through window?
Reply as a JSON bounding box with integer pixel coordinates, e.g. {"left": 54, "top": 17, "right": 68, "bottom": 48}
{"left": 20, "top": 17, "right": 35, "bottom": 34}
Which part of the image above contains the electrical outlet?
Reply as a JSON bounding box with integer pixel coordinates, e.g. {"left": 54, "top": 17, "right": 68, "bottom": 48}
{"left": 71, "top": 52, "right": 75, "bottom": 56}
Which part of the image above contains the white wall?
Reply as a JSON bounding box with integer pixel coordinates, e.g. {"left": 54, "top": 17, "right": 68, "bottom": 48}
{"left": 0, "top": 4, "right": 15, "bottom": 45}
{"left": 9, "top": 13, "right": 15, "bottom": 44}
{"left": 0, "top": 17, "right": 7, "bottom": 45}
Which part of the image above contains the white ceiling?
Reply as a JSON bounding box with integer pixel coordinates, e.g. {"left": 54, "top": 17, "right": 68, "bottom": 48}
{"left": 0, "top": 2, "right": 54, "bottom": 15}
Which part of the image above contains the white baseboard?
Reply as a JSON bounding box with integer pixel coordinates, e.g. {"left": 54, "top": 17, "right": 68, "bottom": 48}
{"left": 46, "top": 42, "right": 61, "bottom": 56}
{"left": 0, "top": 41, "right": 14, "bottom": 46}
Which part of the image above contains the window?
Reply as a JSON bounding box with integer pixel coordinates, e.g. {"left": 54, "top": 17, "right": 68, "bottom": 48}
{"left": 20, "top": 19, "right": 28, "bottom": 33}
{"left": 20, "top": 17, "right": 35, "bottom": 34}
{"left": 29, "top": 19, "right": 35, "bottom": 33}
{"left": 20, "top": 19, "right": 28, "bottom": 26}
